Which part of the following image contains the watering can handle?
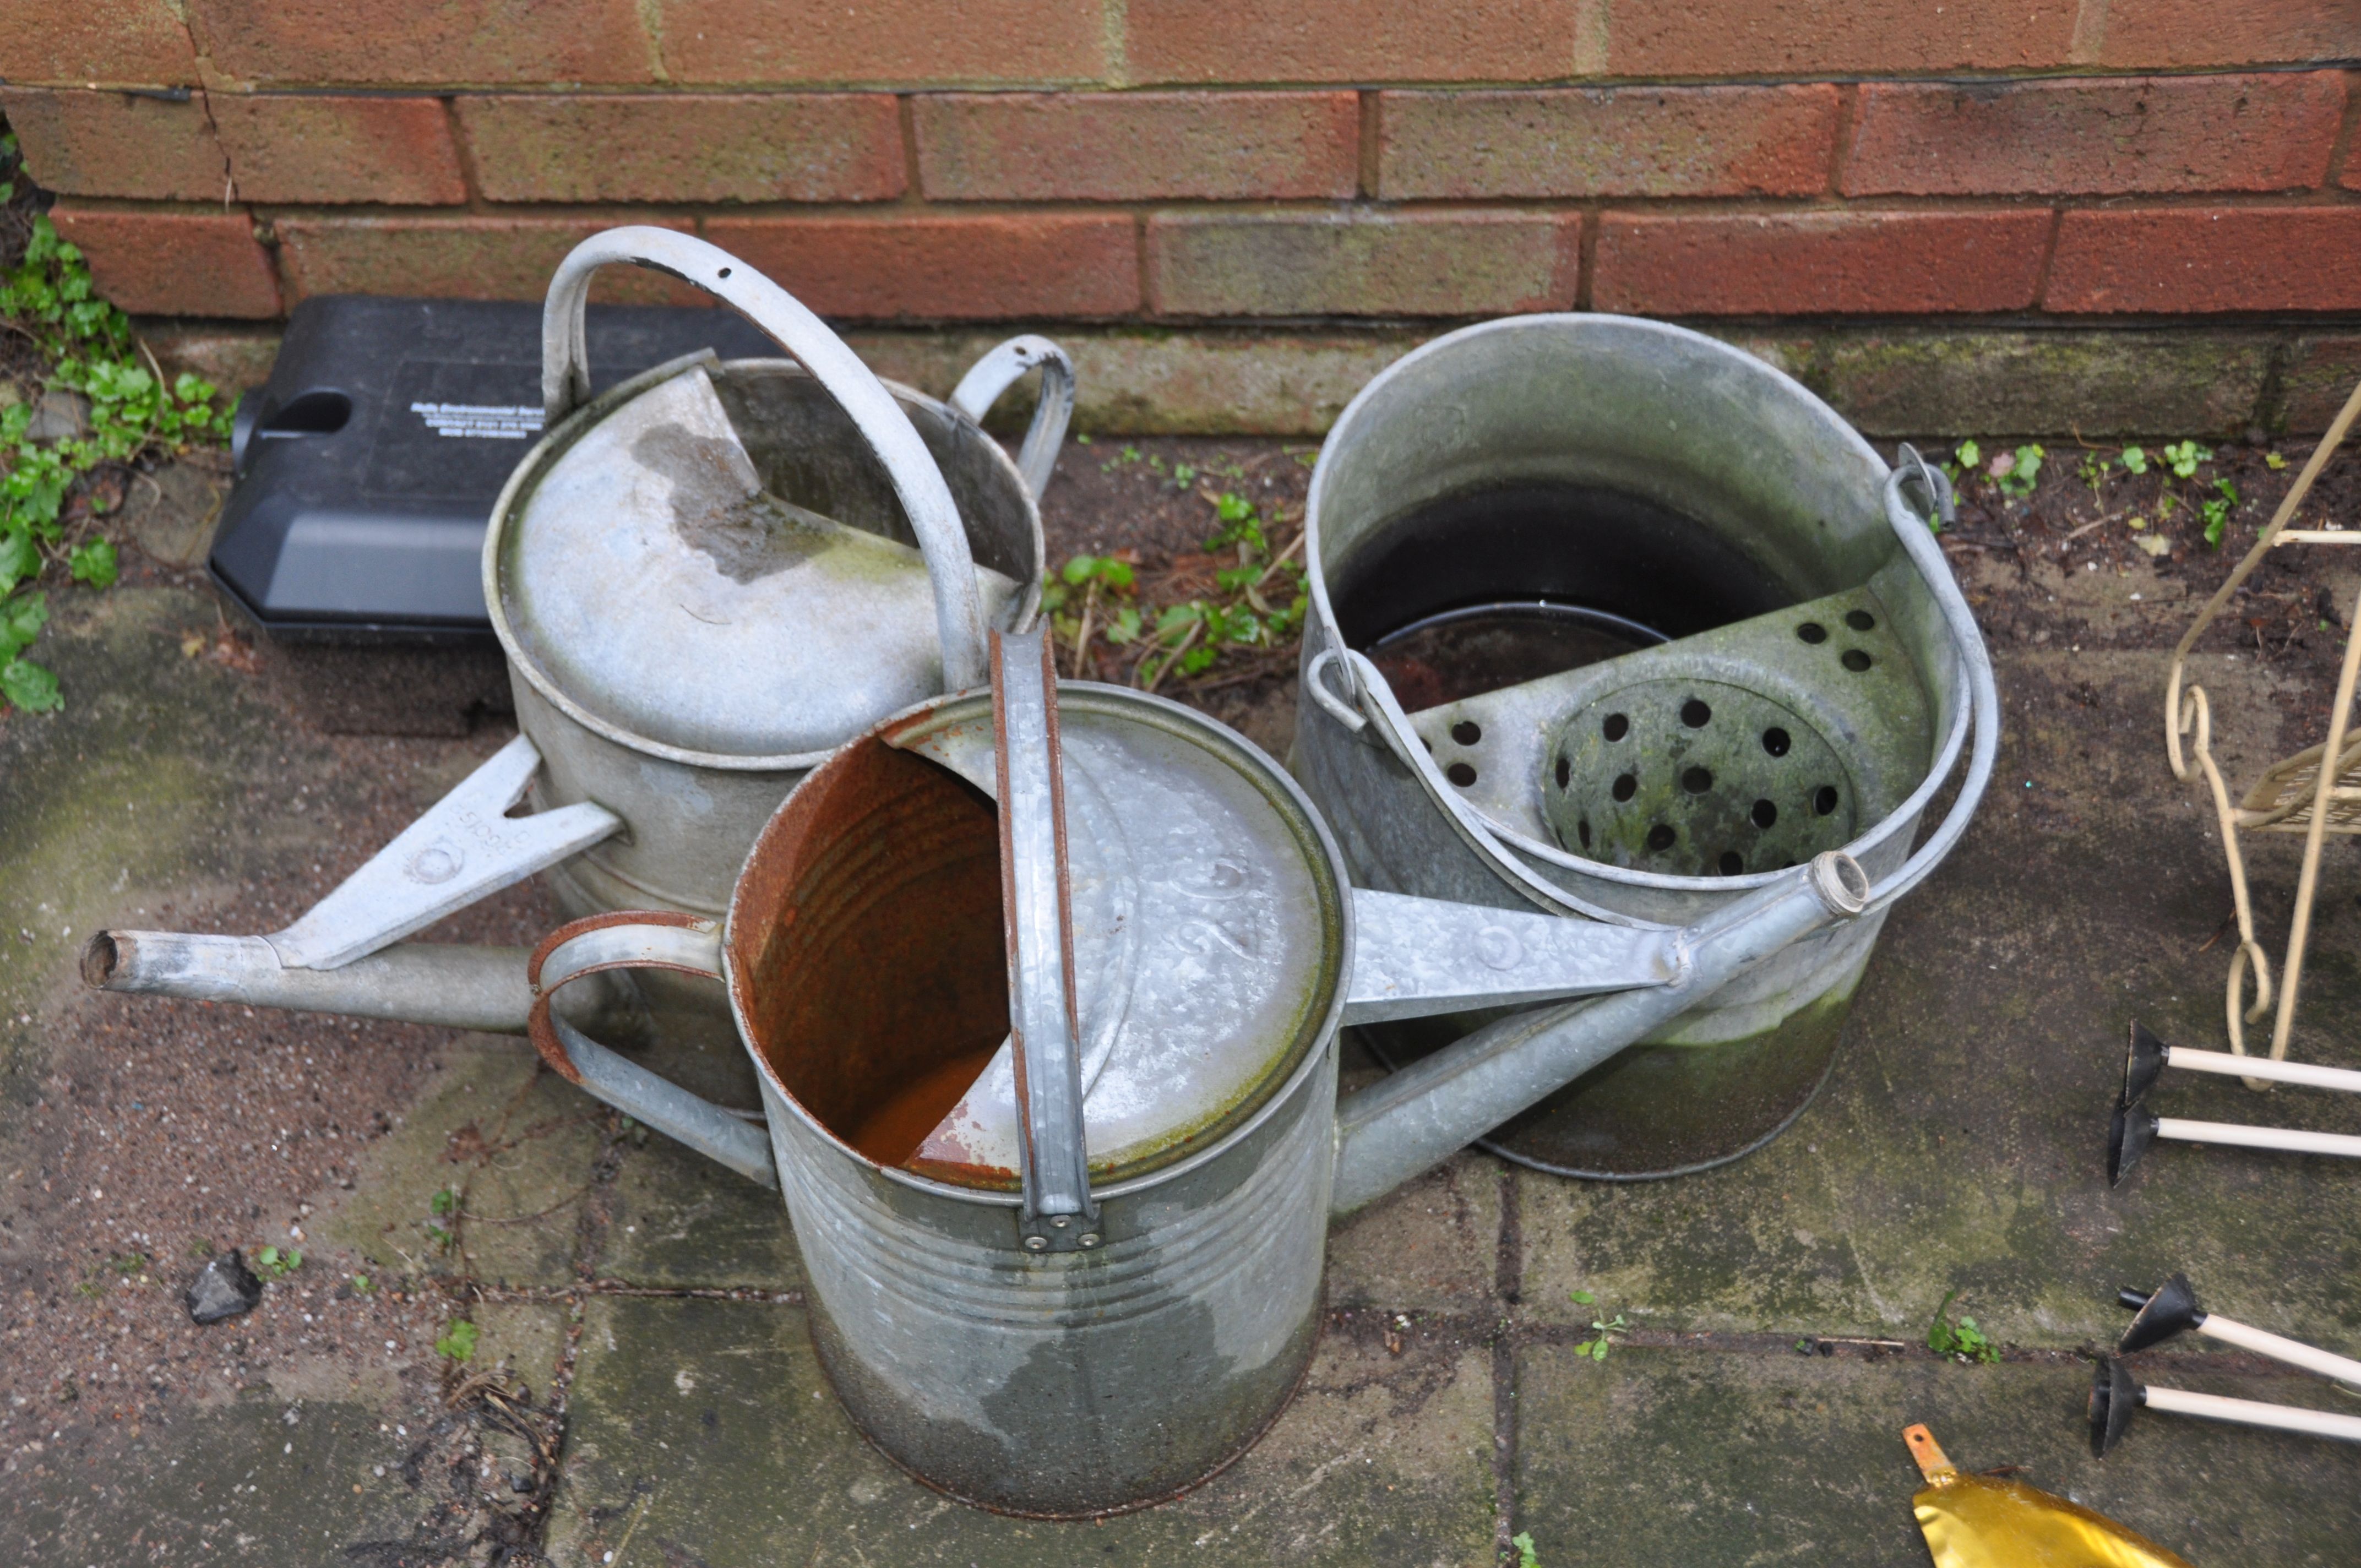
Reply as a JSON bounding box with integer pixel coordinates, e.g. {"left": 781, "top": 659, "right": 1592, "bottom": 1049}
{"left": 525, "top": 910, "right": 777, "bottom": 1189}
{"left": 950, "top": 335, "right": 1076, "bottom": 503}
{"left": 992, "top": 628, "right": 1100, "bottom": 1253}
{"left": 540, "top": 226, "right": 989, "bottom": 693}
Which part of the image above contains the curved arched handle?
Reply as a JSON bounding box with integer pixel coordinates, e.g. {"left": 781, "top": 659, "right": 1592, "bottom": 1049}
{"left": 541, "top": 226, "right": 988, "bottom": 692}
{"left": 949, "top": 335, "right": 1076, "bottom": 502}
{"left": 526, "top": 909, "right": 776, "bottom": 1188}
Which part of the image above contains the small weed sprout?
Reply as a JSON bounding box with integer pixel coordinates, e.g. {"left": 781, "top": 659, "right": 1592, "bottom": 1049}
{"left": 1133, "top": 488, "right": 1308, "bottom": 689}
{"left": 1570, "top": 1289, "right": 1628, "bottom": 1362}
{"left": 1041, "top": 552, "right": 1141, "bottom": 669}
{"left": 351, "top": 1272, "right": 374, "bottom": 1294}
{"left": 2161, "top": 439, "right": 2211, "bottom": 480}
{"left": 429, "top": 1185, "right": 459, "bottom": 1217}
{"left": 2266, "top": 452, "right": 2288, "bottom": 471}
{"left": 434, "top": 1320, "right": 479, "bottom": 1363}
{"left": 253, "top": 1245, "right": 302, "bottom": 1279}
{"left": 1927, "top": 1289, "right": 2000, "bottom": 1364}
{"left": 1513, "top": 1531, "right": 1542, "bottom": 1568}
{"left": 2202, "top": 477, "right": 2241, "bottom": 548}
{"left": 2078, "top": 451, "right": 2108, "bottom": 497}
{"left": 2118, "top": 445, "right": 2150, "bottom": 476}
{"left": 1993, "top": 443, "right": 2044, "bottom": 500}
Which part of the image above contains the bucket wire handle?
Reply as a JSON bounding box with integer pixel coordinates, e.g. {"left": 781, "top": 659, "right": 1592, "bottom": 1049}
{"left": 540, "top": 226, "right": 989, "bottom": 692}
{"left": 1861, "top": 445, "right": 2000, "bottom": 913}
{"left": 949, "top": 335, "right": 1076, "bottom": 503}
{"left": 992, "top": 628, "right": 1100, "bottom": 1254}
{"left": 525, "top": 910, "right": 777, "bottom": 1189}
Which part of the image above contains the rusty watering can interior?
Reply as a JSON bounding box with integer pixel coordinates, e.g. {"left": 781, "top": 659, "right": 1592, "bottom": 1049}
{"left": 723, "top": 636, "right": 1347, "bottom": 1192}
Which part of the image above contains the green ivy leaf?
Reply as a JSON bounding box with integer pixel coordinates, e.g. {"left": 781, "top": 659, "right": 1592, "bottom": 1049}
{"left": 68, "top": 537, "right": 117, "bottom": 589}
{"left": 2, "top": 656, "right": 62, "bottom": 714}
{"left": 1, "top": 590, "right": 48, "bottom": 661}
{"left": 0, "top": 530, "right": 37, "bottom": 597}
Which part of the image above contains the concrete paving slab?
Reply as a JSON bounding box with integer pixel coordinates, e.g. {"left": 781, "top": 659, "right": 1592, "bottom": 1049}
{"left": 547, "top": 1297, "right": 1499, "bottom": 1566}
{"left": 599, "top": 1128, "right": 804, "bottom": 1292}
{"left": 315, "top": 1037, "right": 604, "bottom": 1290}
{"left": 1518, "top": 649, "right": 2361, "bottom": 1348}
{"left": 1327, "top": 1148, "right": 1506, "bottom": 1315}
{"left": 1512, "top": 1341, "right": 2360, "bottom": 1567}
{"left": 8, "top": 1389, "right": 445, "bottom": 1567}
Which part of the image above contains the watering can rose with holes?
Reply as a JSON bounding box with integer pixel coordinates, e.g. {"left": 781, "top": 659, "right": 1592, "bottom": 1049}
{"left": 1294, "top": 314, "right": 1999, "bottom": 1178}
{"left": 82, "top": 226, "right": 1073, "bottom": 1038}
{"left": 513, "top": 628, "right": 1884, "bottom": 1516}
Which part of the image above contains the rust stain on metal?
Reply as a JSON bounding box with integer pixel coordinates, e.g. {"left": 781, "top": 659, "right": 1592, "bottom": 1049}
{"left": 727, "top": 731, "right": 1011, "bottom": 1175}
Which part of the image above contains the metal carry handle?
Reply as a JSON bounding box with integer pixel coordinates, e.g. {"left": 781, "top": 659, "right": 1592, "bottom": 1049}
{"left": 541, "top": 226, "right": 988, "bottom": 692}
{"left": 991, "top": 628, "right": 1098, "bottom": 1253}
{"left": 525, "top": 909, "right": 777, "bottom": 1189}
{"left": 950, "top": 335, "right": 1076, "bottom": 503}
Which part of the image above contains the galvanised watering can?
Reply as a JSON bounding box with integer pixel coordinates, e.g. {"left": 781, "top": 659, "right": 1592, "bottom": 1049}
{"left": 82, "top": 226, "right": 1071, "bottom": 1036}
{"left": 483, "top": 628, "right": 1892, "bottom": 1516}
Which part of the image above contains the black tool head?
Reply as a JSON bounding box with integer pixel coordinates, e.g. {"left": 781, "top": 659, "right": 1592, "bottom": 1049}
{"left": 2108, "top": 1101, "right": 2160, "bottom": 1187}
{"left": 2119, "top": 1272, "right": 2205, "bottom": 1353}
{"left": 2122, "top": 1022, "right": 2170, "bottom": 1110}
{"left": 2088, "top": 1355, "right": 2141, "bottom": 1458}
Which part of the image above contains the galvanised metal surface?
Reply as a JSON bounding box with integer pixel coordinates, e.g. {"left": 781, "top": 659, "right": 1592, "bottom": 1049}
{"left": 1294, "top": 313, "right": 1982, "bottom": 1178}
{"left": 90, "top": 654, "right": 1884, "bottom": 1517}
{"left": 497, "top": 346, "right": 1049, "bottom": 921}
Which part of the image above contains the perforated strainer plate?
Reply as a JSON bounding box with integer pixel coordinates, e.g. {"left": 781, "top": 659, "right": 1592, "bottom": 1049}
{"left": 1544, "top": 679, "right": 1855, "bottom": 876}
{"left": 1411, "top": 584, "right": 1933, "bottom": 880}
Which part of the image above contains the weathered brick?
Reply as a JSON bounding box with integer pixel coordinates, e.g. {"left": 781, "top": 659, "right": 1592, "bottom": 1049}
{"left": 456, "top": 94, "right": 904, "bottom": 204}
{"left": 48, "top": 205, "right": 280, "bottom": 318}
{"left": 275, "top": 216, "right": 704, "bottom": 307}
{"left": 135, "top": 321, "right": 284, "bottom": 394}
{"left": 1845, "top": 73, "right": 2345, "bottom": 197}
{"left": 700, "top": 214, "right": 1139, "bottom": 320}
{"left": 211, "top": 95, "right": 466, "bottom": 205}
{"left": 1127, "top": 0, "right": 1580, "bottom": 84}
{"left": 1609, "top": 0, "right": 2075, "bottom": 75}
{"left": 183, "top": 0, "right": 653, "bottom": 86}
{"left": 0, "top": 1, "right": 199, "bottom": 87}
{"left": 915, "top": 91, "right": 1358, "bottom": 202}
{"left": 842, "top": 325, "right": 1427, "bottom": 434}
{"left": 658, "top": 0, "right": 1105, "bottom": 85}
{"left": 1591, "top": 211, "right": 2051, "bottom": 316}
{"left": 1380, "top": 85, "right": 1837, "bottom": 200}
{"left": 2278, "top": 335, "right": 2361, "bottom": 432}
{"left": 2096, "top": 1, "right": 2360, "bottom": 69}
{"left": 1811, "top": 329, "right": 2272, "bottom": 439}
{"left": 1147, "top": 211, "right": 1580, "bottom": 318}
{"left": 0, "top": 88, "right": 226, "bottom": 201}
{"left": 2046, "top": 208, "right": 2361, "bottom": 313}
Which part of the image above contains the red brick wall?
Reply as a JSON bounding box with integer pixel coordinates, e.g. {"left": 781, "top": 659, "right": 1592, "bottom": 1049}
{"left": 4, "top": 4, "right": 2358, "bottom": 336}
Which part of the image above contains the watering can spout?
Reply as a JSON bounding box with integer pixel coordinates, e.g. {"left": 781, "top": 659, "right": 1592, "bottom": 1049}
{"left": 84, "top": 928, "right": 543, "bottom": 1033}
{"left": 1328, "top": 850, "right": 1870, "bottom": 1217}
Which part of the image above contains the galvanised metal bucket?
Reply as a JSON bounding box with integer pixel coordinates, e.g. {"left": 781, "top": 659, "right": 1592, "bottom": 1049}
{"left": 1294, "top": 314, "right": 1986, "bottom": 1178}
